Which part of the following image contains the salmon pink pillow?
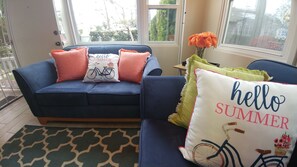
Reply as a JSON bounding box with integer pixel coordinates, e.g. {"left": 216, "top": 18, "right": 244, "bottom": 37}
{"left": 119, "top": 48, "right": 138, "bottom": 53}
{"left": 51, "top": 47, "right": 88, "bottom": 82}
{"left": 118, "top": 51, "right": 150, "bottom": 84}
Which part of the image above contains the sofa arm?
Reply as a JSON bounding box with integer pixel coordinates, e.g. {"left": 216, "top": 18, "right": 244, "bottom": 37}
{"left": 143, "top": 56, "right": 162, "bottom": 77}
{"left": 140, "top": 76, "right": 185, "bottom": 120}
{"left": 13, "top": 59, "right": 57, "bottom": 116}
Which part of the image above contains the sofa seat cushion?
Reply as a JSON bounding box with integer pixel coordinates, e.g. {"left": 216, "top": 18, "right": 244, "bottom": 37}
{"left": 88, "top": 81, "right": 140, "bottom": 105}
{"left": 35, "top": 80, "right": 95, "bottom": 106}
{"left": 139, "top": 119, "right": 198, "bottom": 167}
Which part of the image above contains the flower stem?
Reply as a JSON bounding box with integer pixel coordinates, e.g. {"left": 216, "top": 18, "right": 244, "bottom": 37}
{"left": 196, "top": 47, "right": 205, "bottom": 58}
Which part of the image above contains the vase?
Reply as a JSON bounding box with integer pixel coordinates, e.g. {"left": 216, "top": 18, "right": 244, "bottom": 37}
{"left": 195, "top": 47, "right": 205, "bottom": 59}
{"left": 182, "top": 61, "right": 187, "bottom": 66}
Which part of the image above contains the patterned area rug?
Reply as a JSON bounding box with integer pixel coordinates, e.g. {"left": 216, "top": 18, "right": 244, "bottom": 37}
{"left": 0, "top": 125, "right": 139, "bottom": 167}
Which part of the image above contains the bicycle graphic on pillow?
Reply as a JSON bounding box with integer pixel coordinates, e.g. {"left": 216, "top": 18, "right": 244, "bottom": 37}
{"left": 87, "top": 62, "right": 115, "bottom": 80}
{"left": 192, "top": 122, "right": 288, "bottom": 167}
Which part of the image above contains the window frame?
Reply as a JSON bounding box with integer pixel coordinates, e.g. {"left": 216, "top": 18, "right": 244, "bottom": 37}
{"left": 63, "top": 0, "right": 182, "bottom": 45}
{"left": 143, "top": 1, "right": 182, "bottom": 45}
{"left": 217, "top": 0, "right": 297, "bottom": 63}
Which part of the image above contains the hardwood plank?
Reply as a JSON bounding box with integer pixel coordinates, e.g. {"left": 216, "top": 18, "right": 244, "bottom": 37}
{"left": 0, "top": 108, "right": 32, "bottom": 137}
{"left": 0, "top": 102, "right": 29, "bottom": 124}
{"left": 0, "top": 132, "right": 14, "bottom": 148}
{"left": 0, "top": 98, "right": 26, "bottom": 118}
{"left": 8, "top": 112, "right": 38, "bottom": 134}
{"left": 0, "top": 97, "right": 141, "bottom": 147}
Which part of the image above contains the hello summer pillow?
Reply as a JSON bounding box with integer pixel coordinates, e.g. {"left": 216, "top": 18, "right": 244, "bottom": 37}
{"left": 179, "top": 69, "right": 297, "bottom": 166}
{"left": 168, "top": 55, "right": 270, "bottom": 129}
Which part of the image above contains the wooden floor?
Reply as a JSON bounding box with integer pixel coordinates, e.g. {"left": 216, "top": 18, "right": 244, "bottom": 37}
{"left": 0, "top": 97, "right": 140, "bottom": 147}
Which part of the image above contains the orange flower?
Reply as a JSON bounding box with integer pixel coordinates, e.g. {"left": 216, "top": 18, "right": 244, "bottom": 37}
{"left": 188, "top": 32, "right": 217, "bottom": 48}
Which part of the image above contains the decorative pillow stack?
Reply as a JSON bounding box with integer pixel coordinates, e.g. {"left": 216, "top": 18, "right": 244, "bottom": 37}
{"left": 118, "top": 49, "right": 151, "bottom": 84}
{"left": 168, "top": 54, "right": 270, "bottom": 128}
{"left": 51, "top": 47, "right": 88, "bottom": 82}
{"left": 179, "top": 69, "right": 297, "bottom": 166}
{"left": 51, "top": 47, "right": 150, "bottom": 84}
{"left": 83, "top": 54, "right": 120, "bottom": 82}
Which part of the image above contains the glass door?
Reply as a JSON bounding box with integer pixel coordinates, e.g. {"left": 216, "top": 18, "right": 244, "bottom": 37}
{"left": 0, "top": 0, "right": 21, "bottom": 109}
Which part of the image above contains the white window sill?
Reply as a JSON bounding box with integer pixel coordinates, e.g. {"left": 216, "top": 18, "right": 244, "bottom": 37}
{"left": 216, "top": 45, "right": 289, "bottom": 63}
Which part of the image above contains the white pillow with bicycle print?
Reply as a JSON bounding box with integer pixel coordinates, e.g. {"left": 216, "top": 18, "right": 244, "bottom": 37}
{"left": 83, "top": 54, "right": 120, "bottom": 82}
{"left": 179, "top": 69, "right": 297, "bottom": 166}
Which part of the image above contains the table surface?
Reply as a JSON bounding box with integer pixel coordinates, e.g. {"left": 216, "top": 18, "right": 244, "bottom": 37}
{"left": 173, "top": 64, "right": 186, "bottom": 71}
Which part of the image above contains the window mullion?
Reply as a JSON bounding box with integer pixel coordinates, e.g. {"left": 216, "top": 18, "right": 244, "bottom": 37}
{"left": 66, "top": 0, "right": 79, "bottom": 44}
{"left": 148, "top": 5, "right": 178, "bottom": 9}
{"left": 140, "top": 0, "right": 148, "bottom": 44}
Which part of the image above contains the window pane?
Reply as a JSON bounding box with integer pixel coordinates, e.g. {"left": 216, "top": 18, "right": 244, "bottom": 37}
{"left": 148, "top": 0, "right": 176, "bottom": 5}
{"left": 149, "top": 9, "right": 176, "bottom": 41}
{"left": 71, "top": 0, "right": 137, "bottom": 42}
{"left": 224, "top": 0, "right": 291, "bottom": 51}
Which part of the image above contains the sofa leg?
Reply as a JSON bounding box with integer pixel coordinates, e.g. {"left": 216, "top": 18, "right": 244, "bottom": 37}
{"left": 38, "top": 117, "right": 48, "bottom": 125}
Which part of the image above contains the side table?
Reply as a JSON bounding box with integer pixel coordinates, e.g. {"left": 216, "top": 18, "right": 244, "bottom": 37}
{"left": 173, "top": 64, "right": 186, "bottom": 75}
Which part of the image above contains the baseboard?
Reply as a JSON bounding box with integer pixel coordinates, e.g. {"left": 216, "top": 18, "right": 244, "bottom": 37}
{"left": 37, "top": 117, "right": 141, "bottom": 125}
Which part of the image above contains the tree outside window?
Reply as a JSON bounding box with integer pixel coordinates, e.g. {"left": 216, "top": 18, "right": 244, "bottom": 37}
{"left": 59, "top": 0, "right": 181, "bottom": 43}
{"left": 149, "top": 0, "right": 177, "bottom": 41}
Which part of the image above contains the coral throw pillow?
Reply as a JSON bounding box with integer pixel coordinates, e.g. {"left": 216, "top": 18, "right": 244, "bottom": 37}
{"left": 168, "top": 54, "right": 270, "bottom": 129}
{"left": 83, "top": 54, "right": 119, "bottom": 82}
{"left": 51, "top": 47, "right": 88, "bottom": 82}
{"left": 118, "top": 51, "right": 150, "bottom": 84}
{"left": 179, "top": 69, "right": 297, "bottom": 166}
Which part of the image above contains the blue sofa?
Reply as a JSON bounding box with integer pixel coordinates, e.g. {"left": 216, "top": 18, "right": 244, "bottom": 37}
{"left": 139, "top": 59, "right": 297, "bottom": 167}
{"left": 13, "top": 44, "right": 162, "bottom": 124}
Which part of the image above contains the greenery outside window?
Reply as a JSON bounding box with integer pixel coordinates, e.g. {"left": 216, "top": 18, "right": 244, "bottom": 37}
{"left": 147, "top": 0, "right": 179, "bottom": 42}
{"left": 55, "top": 0, "right": 182, "bottom": 44}
{"left": 220, "top": 0, "right": 296, "bottom": 62}
{"left": 69, "top": 0, "right": 138, "bottom": 43}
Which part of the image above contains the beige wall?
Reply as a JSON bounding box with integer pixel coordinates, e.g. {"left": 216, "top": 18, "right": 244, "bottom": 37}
{"left": 149, "top": 45, "right": 180, "bottom": 76}
{"left": 180, "top": 0, "right": 206, "bottom": 62}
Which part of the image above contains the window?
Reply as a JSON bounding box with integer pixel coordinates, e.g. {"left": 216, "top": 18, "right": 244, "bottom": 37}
{"left": 70, "top": 0, "right": 138, "bottom": 43}
{"left": 221, "top": 0, "right": 293, "bottom": 58}
{"left": 147, "top": 0, "right": 179, "bottom": 42}
{"left": 58, "top": 0, "right": 182, "bottom": 44}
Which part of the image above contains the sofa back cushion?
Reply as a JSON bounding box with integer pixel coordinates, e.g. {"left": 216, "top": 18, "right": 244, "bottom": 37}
{"left": 64, "top": 44, "right": 152, "bottom": 55}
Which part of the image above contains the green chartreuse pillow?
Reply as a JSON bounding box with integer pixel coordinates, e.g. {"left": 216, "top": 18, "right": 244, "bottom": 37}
{"left": 168, "top": 55, "right": 270, "bottom": 129}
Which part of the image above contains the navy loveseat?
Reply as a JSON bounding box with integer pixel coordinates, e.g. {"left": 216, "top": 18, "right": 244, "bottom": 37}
{"left": 139, "top": 59, "right": 297, "bottom": 167}
{"left": 13, "top": 44, "right": 162, "bottom": 124}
